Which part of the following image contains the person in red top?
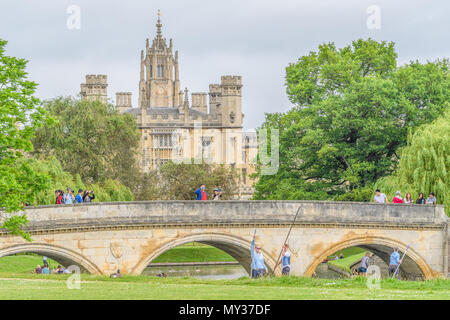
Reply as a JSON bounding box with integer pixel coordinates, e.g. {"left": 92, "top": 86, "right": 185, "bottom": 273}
{"left": 392, "top": 191, "right": 404, "bottom": 203}
{"left": 55, "top": 190, "right": 63, "bottom": 204}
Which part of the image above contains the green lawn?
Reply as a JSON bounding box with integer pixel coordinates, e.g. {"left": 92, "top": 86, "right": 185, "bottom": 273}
{"left": 0, "top": 274, "right": 447, "bottom": 300}
{"left": 0, "top": 254, "right": 61, "bottom": 273}
{"left": 151, "top": 242, "right": 236, "bottom": 263}
{"left": 327, "top": 247, "right": 367, "bottom": 273}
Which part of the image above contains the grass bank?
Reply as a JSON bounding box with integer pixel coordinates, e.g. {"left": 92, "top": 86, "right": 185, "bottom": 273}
{"left": 0, "top": 274, "right": 448, "bottom": 299}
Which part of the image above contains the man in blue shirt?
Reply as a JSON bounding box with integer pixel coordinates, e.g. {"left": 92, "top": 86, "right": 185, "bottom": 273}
{"left": 389, "top": 247, "right": 402, "bottom": 278}
{"left": 75, "top": 189, "right": 83, "bottom": 204}
{"left": 194, "top": 184, "right": 207, "bottom": 201}
{"left": 250, "top": 234, "right": 267, "bottom": 278}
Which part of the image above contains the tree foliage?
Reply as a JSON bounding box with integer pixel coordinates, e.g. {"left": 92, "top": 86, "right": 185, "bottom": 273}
{"left": 135, "top": 161, "right": 239, "bottom": 200}
{"left": 253, "top": 39, "right": 449, "bottom": 201}
{"left": 376, "top": 112, "right": 450, "bottom": 214}
{"left": 32, "top": 97, "right": 140, "bottom": 189}
{"left": 21, "top": 157, "right": 134, "bottom": 205}
{"left": 0, "top": 39, "right": 51, "bottom": 240}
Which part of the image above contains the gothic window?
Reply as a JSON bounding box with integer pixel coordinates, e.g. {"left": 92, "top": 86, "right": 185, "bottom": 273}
{"left": 157, "top": 57, "right": 164, "bottom": 78}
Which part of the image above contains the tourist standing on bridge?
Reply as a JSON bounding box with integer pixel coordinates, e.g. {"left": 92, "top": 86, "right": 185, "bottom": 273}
{"left": 374, "top": 190, "right": 387, "bottom": 203}
{"left": 75, "top": 189, "right": 84, "bottom": 204}
{"left": 195, "top": 184, "right": 207, "bottom": 201}
{"left": 392, "top": 191, "right": 404, "bottom": 203}
{"left": 389, "top": 247, "right": 402, "bottom": 278}
{"left": 416, "top": 192, "right": 425, "bottom": 204}
{"left": 426, "top": 192, "right": 437, "bottom": 205}
{"left": 212, "top": 188, "right": 221, "bottom": 200}
{"left": 63, "top": 187, "right": 75, "bottom": 204}
{"left": 251, "top": 234, "right": 268, "bottom": 278}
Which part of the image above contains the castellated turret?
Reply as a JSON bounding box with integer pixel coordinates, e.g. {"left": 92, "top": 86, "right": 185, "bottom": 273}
{"left": 191, "top": 92, "right": 207, "bottom": 114}
{"left": 219, "top": 76, "right": 243, "bottom": 127}
{"left": 116, "top": 92, "right": 132, "bottom": 114}
{"left": 80, "top": 75, "right": 108, "bottom": 103}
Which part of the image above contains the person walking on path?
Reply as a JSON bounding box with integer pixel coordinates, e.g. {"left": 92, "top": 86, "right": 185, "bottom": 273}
{"left": 389, "top": 247, "right": 402, "bottom": 278}
{"left": 250, "top": 233, "right": 267, "bottom": 278}
{"left": 195, "top": 184, "right": 207, "bottom": 201}
{"left": 358, "top": 252, "right": 371, "bottom": 276}
{"left": 275, "top": 244, "right": 291, "bottom": 276}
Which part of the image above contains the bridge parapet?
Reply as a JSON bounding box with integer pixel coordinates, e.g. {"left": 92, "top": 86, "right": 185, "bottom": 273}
{"left": 4, "top": 201, "right": 446, "bottom": 233}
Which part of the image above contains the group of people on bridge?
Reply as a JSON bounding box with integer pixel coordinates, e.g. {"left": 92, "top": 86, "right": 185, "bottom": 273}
{"left": 374, "top": 190, "right": 437, "bottom": 205}
{"left": 55, "top": 187, "right": 95, "bottom": 205}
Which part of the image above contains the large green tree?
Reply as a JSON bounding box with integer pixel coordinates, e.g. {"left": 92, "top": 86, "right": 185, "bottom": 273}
{"left": 0, "top": 39, "right": 51, "bottom": 240}
{"left": 136, "top": 161, "right": 239, "bottom": 200}
{"left": 253, "top": 39, "right": 449, "bottom": 200}
{"left": 376, "top": 112, "right": 449, "bottom": 214}
{"left": 32, "top": 97, "right": 140, "bottom": 189}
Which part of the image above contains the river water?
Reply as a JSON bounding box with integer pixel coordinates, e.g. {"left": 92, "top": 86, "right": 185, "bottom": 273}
{"left": 144, "top": 264, "right": 248, "bottom": 279}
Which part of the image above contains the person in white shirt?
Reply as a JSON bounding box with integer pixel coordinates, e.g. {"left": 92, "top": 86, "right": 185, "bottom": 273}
{"left": 373, "top": 189, "right": 387, "bottom": 203}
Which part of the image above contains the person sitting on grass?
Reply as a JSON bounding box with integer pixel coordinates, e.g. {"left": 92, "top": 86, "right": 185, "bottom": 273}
{"left": 34, "top": 264, "right": 42, "bottom": 274}
{"left": 250, "top": 233, "right": 268, "bottom": 278}
{"left": 110, "top": 269, "right": 122, "bottom": 278}
{"left": 42, "top": 263, "right": 50, "bottom": 274}
{"left": 55, "top": 265, "right": 64, "bottom": 274}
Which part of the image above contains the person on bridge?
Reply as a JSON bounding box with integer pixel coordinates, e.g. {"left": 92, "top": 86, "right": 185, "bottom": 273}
{"left": 75, "top": 189, "right": 84, "bottom": 204}
{"left": 250, "top": 234, "right": 268, "bottom": 278}
{"left": 275, "top": 244, "right": 291, "bottom": 276}
{"left": 389, "top": 247, "right": 402, "bottom": 278}
{"left": 392, "top": 191, "right": 404, "bottom": 204}
{"left": 374, "top": 190, "right": 387, "bottom": 203}
{"left": 63, "top": 187, "right": 75, "bottom": 204}
{"left": 195, "top": 184, "right": 207, "bottom": 201}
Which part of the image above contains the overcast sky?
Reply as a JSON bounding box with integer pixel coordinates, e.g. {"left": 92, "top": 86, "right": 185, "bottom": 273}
{"left": 1, "top": 0, "right": 448, "bottom": 130}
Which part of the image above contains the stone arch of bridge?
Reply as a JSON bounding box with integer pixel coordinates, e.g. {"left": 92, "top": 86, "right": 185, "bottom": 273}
{"left": 132, "top": 233, "right": 280, "bottom": 276}
{"left": 0, "top": 243, "right": 102, "bottom": 274}
{"left": 305, "top": 235, "right": 434, "bottom": 279}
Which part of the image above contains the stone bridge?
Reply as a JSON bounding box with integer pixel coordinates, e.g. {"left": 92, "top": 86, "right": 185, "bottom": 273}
{"left": 0, "top": 201, "right": 448, "bottom": 279}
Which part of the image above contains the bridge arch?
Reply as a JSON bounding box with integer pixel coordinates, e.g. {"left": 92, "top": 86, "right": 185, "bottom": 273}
{"left": 0, "top": 243, "right": 102, "bottom": 274}
{"left": 132, "top": 233, "right": 280, "bottom": 276}
{"left": 305, "top": 235, "right": 434, "bottom": 279}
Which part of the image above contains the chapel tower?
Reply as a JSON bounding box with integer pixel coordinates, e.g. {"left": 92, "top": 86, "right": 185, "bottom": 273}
{"left": 138, "top": 11, "right": 181, "bottom": 108}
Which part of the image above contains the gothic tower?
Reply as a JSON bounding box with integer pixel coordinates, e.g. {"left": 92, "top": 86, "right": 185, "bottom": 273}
{"left": 139, "top": 11, "right": 180, "bottom": 109}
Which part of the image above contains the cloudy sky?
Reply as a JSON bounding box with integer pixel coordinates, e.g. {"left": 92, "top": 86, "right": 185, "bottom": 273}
{"left": 1, "top": 0, "right": 448, "bottom": 129}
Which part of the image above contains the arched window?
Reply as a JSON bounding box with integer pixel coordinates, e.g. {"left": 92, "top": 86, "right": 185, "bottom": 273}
{"left": 157, "top": 57, "right": 164, "bottom": 78}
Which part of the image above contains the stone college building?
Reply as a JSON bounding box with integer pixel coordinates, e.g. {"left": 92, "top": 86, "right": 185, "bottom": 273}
{"left": 80, "top": 13, "right": 257, "bottom": 199}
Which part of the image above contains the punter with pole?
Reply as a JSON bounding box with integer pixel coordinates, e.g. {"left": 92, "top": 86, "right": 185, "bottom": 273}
{"left": 389, "top": 247, "right": 402, "bottom": 279}
{"left": 275, "top": 244, "right": 291, "bottom": 276}
{"left": 250, "top": 232, "right": 268, "bottom": 278}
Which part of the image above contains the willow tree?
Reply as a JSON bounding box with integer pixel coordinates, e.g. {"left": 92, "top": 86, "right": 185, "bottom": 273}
{"left": 376, "top": 111, "right": 450, "bottom": 214}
